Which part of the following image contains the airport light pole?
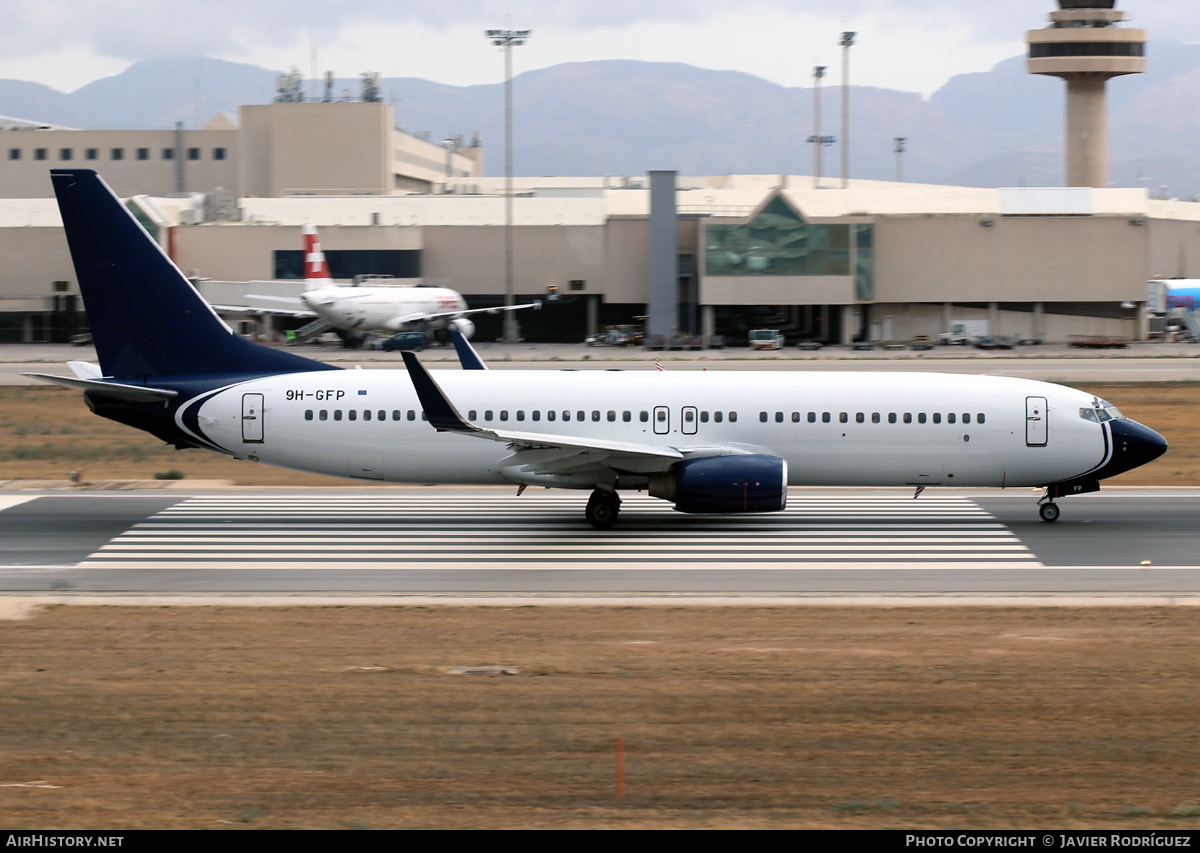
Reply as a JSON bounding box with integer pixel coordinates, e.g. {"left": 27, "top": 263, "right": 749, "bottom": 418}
{"left": 486, "top": 27, "right": 531, "bottom": 342}
{"left": 811, "top": 65, "right": 826, "bottom": 188}
{"left": 894, "top": 137, "right": 907, "bottom": 183}
{"left": 840, "top": 32, "right": 855, "bottom": 189}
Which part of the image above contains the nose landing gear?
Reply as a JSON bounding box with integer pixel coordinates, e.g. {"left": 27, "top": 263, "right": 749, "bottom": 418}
{"left": 1037, "top": 498, "right": 1061, "bottom": 523}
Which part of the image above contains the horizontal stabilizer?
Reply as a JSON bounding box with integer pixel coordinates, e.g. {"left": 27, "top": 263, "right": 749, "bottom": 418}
{"left": 23, "top": 373, "right": 179, "bottom": 402}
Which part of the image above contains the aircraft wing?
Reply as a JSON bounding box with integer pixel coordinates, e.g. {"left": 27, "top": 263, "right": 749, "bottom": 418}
{"left": 386, "top": 300, "right": 542, "bottom": 327}
{"left": 401, "top": 351, "right": 682, "bottom": 466}
{"left": 212, "top": 294, "right": 317, "bottom": 319}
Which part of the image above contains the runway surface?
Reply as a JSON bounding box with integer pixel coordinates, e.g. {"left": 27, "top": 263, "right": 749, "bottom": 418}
{"left": 1, "top": 489, "right": 1197, "bottom": 597}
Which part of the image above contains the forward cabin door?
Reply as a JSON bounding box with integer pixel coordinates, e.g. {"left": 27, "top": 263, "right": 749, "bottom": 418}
{"left": 1026, "top": 396, "right": 1048, "bottom": 447}
{"left": 241, "top": 393, "right": 264, "bottom": 443}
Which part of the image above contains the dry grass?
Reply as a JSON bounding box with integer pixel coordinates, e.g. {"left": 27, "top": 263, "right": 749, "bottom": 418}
{"left": 3, "top": 606, "right": 1200, "bottom": 829}
{"left": 0, "top": 382, "right": 1195, "bottom": 486}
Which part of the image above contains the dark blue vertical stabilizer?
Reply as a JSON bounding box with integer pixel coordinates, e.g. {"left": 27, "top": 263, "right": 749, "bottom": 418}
{"left": 51, "top": 169, "right": 336, "bottom": 379}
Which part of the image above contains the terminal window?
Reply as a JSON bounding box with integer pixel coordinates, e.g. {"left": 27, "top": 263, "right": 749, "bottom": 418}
{"left": 111, "top": 148, "right": 123, "bottom": 161}
{"left": 136, "top": 148, "right": 150, "bottom": 161}
{"left": 274, "top": 249, "right": 422, "bottom": 280}
{"left": 34, "top": 149, "right": 46, "bottom": 161}
{"left": 8, "top": 149, "right": 18, "bottom": 160}
{"left": 187, "top": 148, "right": 200, "bottom": 161}
{"left": 162, "top": 148, "right": 174, "bottom": 160}
{"left": 705, "top": 194, "right": 852, "bottom": 277}
{"left": 213, "top": 148, "right": 226, "bottom": 160}
{"left": 86, "top": 149, "right": 98, "bottom": 161}
{"left": 59, "top": 149, "right": 72, "bottom": 161}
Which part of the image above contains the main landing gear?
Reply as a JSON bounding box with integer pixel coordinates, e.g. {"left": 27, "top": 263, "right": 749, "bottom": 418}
{"left": 585, "top": 489, "right": 621, "bottom": 529}
{"left": 1037, "top": 493, "right": 1061, "bottom": 523}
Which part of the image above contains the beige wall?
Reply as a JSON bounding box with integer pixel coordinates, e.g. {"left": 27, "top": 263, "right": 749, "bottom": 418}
{"left": 603, "top": 218, "right": 649, "bottom": 303}
{"left": 873, "top": 216, "right": 1149, "bottom": 303}
{"left": 0, "top": 228, "right": 76, "bottom": 295}
{"left": 0, "top": 129, "right": 238, "bottom": 197}
{"left": 240, "top": 103, "right": 389, "bottom": 197}
{"left": 422, "top": 225, "right": 608, "bottom": 298}
{"left": 701, "top": 276, "right": 855, "bottom": 306}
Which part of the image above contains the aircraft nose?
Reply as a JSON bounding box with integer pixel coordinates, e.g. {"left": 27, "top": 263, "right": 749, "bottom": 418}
{"left": 1106, "top": 418, "right": 1167, "bottom": 476}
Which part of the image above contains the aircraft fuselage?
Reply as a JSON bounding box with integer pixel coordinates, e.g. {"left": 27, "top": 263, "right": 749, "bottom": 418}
{"left": 181, "top": 369, "right": 1128, "bottom": 490}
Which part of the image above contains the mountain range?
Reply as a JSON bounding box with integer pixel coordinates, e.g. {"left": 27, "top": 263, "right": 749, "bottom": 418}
{"left": 2, "top": 45, "right": 1200, "bottom": 197}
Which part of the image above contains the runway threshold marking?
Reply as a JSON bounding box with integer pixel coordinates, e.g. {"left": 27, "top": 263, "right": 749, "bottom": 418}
{"left": 76, "top": 494, "right": 1044, "bottom": 570}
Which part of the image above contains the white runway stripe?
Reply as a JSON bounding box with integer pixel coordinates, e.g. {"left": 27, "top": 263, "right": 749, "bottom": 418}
{"left": 76, "top": 494, "right": 1043, "bottom": 570}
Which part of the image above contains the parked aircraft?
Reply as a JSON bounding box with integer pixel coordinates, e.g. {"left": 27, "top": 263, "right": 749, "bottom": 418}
{"left": 31, "top": 170, "right": 1167, "bottom": 528}
{"left": 246, "top": 225, "right": 539, "bottom": 342}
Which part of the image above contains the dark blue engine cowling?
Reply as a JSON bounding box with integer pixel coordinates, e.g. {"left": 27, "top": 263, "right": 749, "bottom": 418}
{"left": 667, "top": 455, "right": 788, "bottom": 514}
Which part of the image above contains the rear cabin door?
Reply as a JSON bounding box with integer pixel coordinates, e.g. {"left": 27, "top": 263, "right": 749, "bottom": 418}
{"left": 1026, "top": 396, "right": 1048, "bottom": 447}
{"left": 241, "top": 393, "right": 264, "bottom": 443}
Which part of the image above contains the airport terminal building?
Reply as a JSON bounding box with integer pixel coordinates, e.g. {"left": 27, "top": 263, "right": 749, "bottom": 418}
{"left": 0, "top": 100, "right": 1198, "bottom": 345}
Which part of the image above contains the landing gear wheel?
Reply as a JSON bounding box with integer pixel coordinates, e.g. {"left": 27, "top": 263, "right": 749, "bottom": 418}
{"left": 1039, "top": 502, "right": 1061, "bottom": 523}
{"left": 585, "top": 490, "right": 621, "bottom": 529}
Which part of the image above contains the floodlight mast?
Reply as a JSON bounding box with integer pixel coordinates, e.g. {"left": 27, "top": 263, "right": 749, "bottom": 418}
{"left": 811, "top": 65, "right": 826, "bottom": 189}
{"left": 485, "top": 28, "right": 532, "bottom": 342}
{"left": 840, "top": 32, "right": 855, "bottom": 189}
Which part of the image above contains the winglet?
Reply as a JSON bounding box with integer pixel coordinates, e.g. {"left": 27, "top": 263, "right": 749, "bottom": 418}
{"left": 450, "top": 327, "right": 488, "bottom": 370}
{"left": 401, "top": 351, "right": 474, "bottom": 432}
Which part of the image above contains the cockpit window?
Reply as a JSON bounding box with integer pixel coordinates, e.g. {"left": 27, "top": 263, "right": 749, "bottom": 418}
{"left": 1081, "top": 399, "right": 1124, "bottom": 423}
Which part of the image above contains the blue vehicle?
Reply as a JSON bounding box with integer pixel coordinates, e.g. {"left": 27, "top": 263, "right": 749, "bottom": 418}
{"left": 372, "top": 331, "right": 427, "bottom": 352}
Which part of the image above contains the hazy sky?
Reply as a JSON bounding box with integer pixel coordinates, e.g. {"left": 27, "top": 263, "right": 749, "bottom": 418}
{"left": 0, "top": 1, "right": 1191, "bottom": 97}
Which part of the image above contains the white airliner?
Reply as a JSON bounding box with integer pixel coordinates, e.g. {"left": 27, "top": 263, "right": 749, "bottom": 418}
{"left": 251, "top": 225, "right": 539, "bottom": 341}
{"left": 31, "top": 170, "right": 1167, "bottom": 528}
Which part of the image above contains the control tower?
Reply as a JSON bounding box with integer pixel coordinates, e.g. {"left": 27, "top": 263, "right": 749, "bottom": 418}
{"left": 1026, "top": 1, "right": 1145, "bottom": 188}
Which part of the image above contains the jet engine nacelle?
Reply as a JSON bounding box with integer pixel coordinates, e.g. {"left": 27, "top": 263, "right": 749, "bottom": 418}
{"left": 447, "top": 318, "right": 475, "bottom": 340}
{"left": 648, "top": 454, "right": 788, "bottom": 514}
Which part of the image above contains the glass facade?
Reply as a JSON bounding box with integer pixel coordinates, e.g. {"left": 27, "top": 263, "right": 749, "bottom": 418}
{"left": 855, "top": 224, "right": 874, "bottom": 300}
{"left": 705, "top": 195, "right": 853, "bottom": 277}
